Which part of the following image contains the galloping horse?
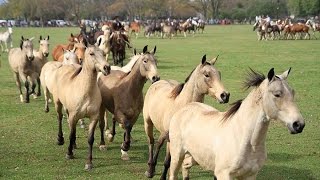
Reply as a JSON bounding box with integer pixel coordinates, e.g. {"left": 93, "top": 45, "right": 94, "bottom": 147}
{"left": 8, "top": 36, "right": 35, "bottom": 103}
{"left": 0, "top": 27, "right": 13, "bottom": 52}
{"left": 52, "top": 45, "right": 110, "bottom": 170}
{"left": 143, "top": 55, "right": 230, "bottom": 179}
{"left": 98, "top": 45, "right": 159, "bottom": 161}
{"left": 129, "top": 21, "right": 141, "bottom": 39}
{"left": 168, "top": 68, "right": 305, "bottom": 180}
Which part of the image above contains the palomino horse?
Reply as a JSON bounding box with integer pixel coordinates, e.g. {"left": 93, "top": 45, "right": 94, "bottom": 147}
{"left": 32, "top": 35, "right": 50, "bottom": 98}
{"left": 52, "top": 40, "right": 85, "bottom": 64}
{"left": 40, "top": 48, "right": 80, "bottom": 113}
{"left": 161, "top": 22, "right": 175, "bottom": 39}
{"left": 8, "top": 36, "right": 36, "bottom": 103}
{"left": 52, "top": 45, "right": 110, "bottom": 170}
{"left": 110, "top": 31, "right": 126, "bottom": 66}
{"left": 0, "top": 27, "right": 13, "bottom": 52}
{"left": 143, "top": 55, "right": 230, "bottom": 178}
{"left": 98, "top": 45, "right": 159, "bottom": 161}
{"left": 167, "top": 68, "right": 305, "bottom": 180}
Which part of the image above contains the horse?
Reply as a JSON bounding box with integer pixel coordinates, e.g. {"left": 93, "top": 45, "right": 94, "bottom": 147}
{"left": 180, "top": 19, "right": 195, "bottom": 37}
{"left": 8, "top": 36, "right": 36, "bottom": 103}
{"left": 161, "top": 22, "right": 174, "bottom": 39}
{"left": 289, "top": 23, "right": 310, "bottom": 40}
{"left": 40, "top": 48, "right": 80, "bottom": 113}
{"left": 110, "top": 31, "right": 126, "bottom": 66}
{"left": 197, "top": 20, "right": 205, "bottom": 33}
{"left": 32, "top": 35, "right": 50, "bottom": 98}
{"left": 129, "top": 21, "right": 141, "bottom": 39}
{"left": 253, "top": 20, "right": 267, "bottom": 41}
{"left": 98, "top": 45, "right": 159, "bottom": 161}
{"left": 143, "top": 55, "right": 230, "bottom": 178}
{"left": 52, "top": 40, "right": 85, "bottom": 64}
{"left": 0, "top": 27, "right": 13, "bottom": 52}
{"left": 305, "top": 19, "right": 318, "bottom": 39}
{"left": 167, "top": 68, "right": 305, "bottom": 180}
{"left": 96, "top": 28, "right": 112, "bottom": 61}
{"left": 51, "top": 45, "right": 110, "bottom": 170}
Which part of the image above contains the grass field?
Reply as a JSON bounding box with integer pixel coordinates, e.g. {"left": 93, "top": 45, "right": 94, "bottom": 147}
{"left": 0, "top": 25, "right": 319, "bottom": 179}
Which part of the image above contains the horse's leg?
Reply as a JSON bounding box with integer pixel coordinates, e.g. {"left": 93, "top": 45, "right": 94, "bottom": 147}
{"left": 20, "top": 75, "right": 30, "bottom": 103}
{"left": 98, "top": 105, "right": 106, "bottom": 150}
{"left": 4, "top": 42, "right": 8, "bottom": 52}
{"left": 144, "top": 116, "right": 156, "bottom": 178}
{"left": 66, "top": 113, "right": 77, "bottom": 159}
{"left": 13, "top": 72, "right": 23, "bottom": 102}
{"left": 44, "top": 86, "right": 50, "bottom": 112}
{"left": 85, "top": 114, "right": 99, "bottom": 170}
{"left": 120, "top": 121, "right": 132, "bottom": 161}
{"left": 182, "top": 153, "right": 195, "bottom": 180}
{"left": 160, "top": 142, "right": 171, "bottom": 180}
{"left": 36, "top": 76, "right": 41, "bottom": 96}
{"left": 55, "top": 100, "right": 64, "bottom": 145}
{"left": 168, "top": 144, "right": 184, "bottom": 180}
{"left": 150, "top": 132, "right": 168, "bottom": 175}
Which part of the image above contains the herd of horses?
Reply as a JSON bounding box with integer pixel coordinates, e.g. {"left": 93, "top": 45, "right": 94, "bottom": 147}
{"left": 3, "top": 23, "right": 306, "bottom": 179}
{"left": 253, "top": 18, "right": 320, "bottom": 40}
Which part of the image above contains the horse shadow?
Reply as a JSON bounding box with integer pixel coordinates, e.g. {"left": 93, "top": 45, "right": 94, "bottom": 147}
{"left": 258, "top": 165, "right": 316, "bottom": 179}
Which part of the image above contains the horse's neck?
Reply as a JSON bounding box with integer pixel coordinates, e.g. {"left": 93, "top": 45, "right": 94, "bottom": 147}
{"left": 121, "top": 55, "right": 138, "bottom": 73}
{"left": 176, "top": 70, "right": 204, "bottom": 104}
{"left": 124, "top": 61, "right": 145, "bottom": 94}
{"left": 77, "top": 58, "right": 98, "bottom": 87}
{"left": 228, "top": 87, "right": 269, "bottom": 153}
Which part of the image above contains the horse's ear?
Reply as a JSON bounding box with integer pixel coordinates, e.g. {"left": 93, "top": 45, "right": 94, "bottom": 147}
{"left": 71, "top": 33, "right": 74, "bottom": 37}
{"left": 143, "top": 45, "right": 148, "bottom": 54}
{"left": 210, "top": 55, "right": 219, "bottom": 65}
{"left": 47, "top": 36, "right": 50, "bottom": 40}
{"left": 134, "top": 48, "right": 137, "bottom": 55}
{"left": 40, "top": 35, "right": 42, "bottom": 40}
{"left": 97, "top": 37, "right": 102, "bottom": 47}
{"left": 201, "top": 54, "right": 207, "bottom": 65}
{"left": 267, "top": 68, "right": 275, "bottom": 82}
{"left": 278, "top": 67, "right": 291, "bottom": 80}
{"left": 21, "top": 36, "right": 24, "bottom": 41}
{"left": 20, "top": 39, "right": 23, "bottom": 49}
{"left": 152, "top": 46, "right": 156, "bottom": 54}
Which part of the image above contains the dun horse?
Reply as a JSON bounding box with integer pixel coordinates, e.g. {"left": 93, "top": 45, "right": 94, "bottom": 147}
{"left": 40, "top": 49, "right": 80, "bottom": 112}
{"left": 98, "top": 45, "right": 160, "bottom": 161}
{"left": 168, "top": 68, "right": 305, "bottom": 180}
{"left": 0, "top": 27, "right": 13, "bottom": 52}
{"left": 8, "top": 36, "right": 35, "bottom": 103}
{"left": 143, "top": 55, "right": 230, "bottom": 178}
{"left": 52, "top": 45, "right": 110, "bottom": 170}
{"left": 32, "top": 35, "right": 50, "bottom": 97}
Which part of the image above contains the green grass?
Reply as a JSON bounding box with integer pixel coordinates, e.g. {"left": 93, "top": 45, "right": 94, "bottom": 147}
{"left": 0, "top": 25, "right": 319, "bottom": 179}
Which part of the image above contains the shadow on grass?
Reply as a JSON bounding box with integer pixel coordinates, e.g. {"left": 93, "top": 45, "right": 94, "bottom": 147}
{"left": 267, "top": 152, "right": 302, "bottom": 163}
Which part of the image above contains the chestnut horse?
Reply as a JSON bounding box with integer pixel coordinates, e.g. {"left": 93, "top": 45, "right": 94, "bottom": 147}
{"left": 52, "top": 39, "right": 85, "bottom": 64}
{"left": 168, "top": 68, "right": 305, "bottom": 180}
{"left": 143, "top": 55, "right": 230, "bottom": 178}
{"left": 98, "top": 45, "right": 160, "bottom": 161}
{"left": 129, "top": 21, "right": 140, "bottom": 39}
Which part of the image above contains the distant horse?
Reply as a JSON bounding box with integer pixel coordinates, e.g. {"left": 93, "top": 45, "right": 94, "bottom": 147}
{"left": 180, "top": 19, "right": 195, "bottom": 37}
{"left": 96, "top": 28, "right": 112, "bottom": 61}
{"left": 129, "top": 21, "right": 141, "bottom": 39}
{"left": 98, "top": 45, "right": 159, "bottom": 161}
{"left": 8, "top": 36, "right": 36, "bottom": 103}
{"left": 0, "top": 27, "right": 13, "bottom": 52}
{"left": 40, "top": 48, "right": 80, "bottom": 112}
{"left": 161, "top": 22, "right": 175, "bottom": 39}
{"left": 253, "top": 20, "right": 267, "bottom": 40}
{"left": 197, "top": 21, "right": 205, "bottom": 33}
{"left": 110, "top": 31, "right": 126, "bottom": 66}
{"left": 32, "top": 35, "right": 50, "bottom": 97}
{"left": 52, "top": 45, "right": 110, "bottom": 170}
{"left": 167, "top": 68, "right": 305, "bottom": 180}
{"left": 289, "top": 23, "right": 310, "bottom": 40}
{"left": 305, "top": 19, "right": 319, "bottom": 39}
{"left": 143, "top": 55, "right": 230, "bottom": 178}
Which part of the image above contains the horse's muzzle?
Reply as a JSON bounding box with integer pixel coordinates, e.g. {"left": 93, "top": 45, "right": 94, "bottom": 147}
{"left": 220, "top": 92, "right": 230, "bottom": 104}
{"left": 151, "top": 76, "right": 160, "bottom": 83}
{"left": 102, "top": 65, "right": 111, "bottom": 75}
{"left": 43, "top": 52, "right": 49, "bottom": 57}
{"left": 290, "top": 121, "right": 305, "bottom": 134}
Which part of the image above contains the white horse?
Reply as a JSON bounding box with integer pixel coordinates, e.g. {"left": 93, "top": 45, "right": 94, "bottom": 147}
{"left": 168, "top": 68, "right": 305, "bottom": 180}
{"left": 0, "top": 27, "right": 13, "bottom": 52}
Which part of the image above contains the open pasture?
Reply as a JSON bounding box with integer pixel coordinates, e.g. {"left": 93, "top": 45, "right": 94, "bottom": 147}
{"left": 0, "top": 25, "right": 319, "bottom": 179}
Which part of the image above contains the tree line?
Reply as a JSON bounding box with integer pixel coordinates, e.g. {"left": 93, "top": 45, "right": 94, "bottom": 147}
{"left": 0, "top": 0, "right": 319, "bottom": 23}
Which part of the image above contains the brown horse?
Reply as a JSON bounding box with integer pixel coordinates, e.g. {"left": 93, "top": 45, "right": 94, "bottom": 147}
{"left": 52, "top": 45, "right": 110, "bottom": 170}
{"left": 143, "top": 55, "right": 230, "bottom": 178}
{"left": 98, "top": 45, "right": 159, "bottom": 161}
{"left": 110, "top": 31, "right": 126, "bottom": 66}
{"left": 129, "top": 21, "right": 141, "bottom": 39}
{"left": 289, "top": 23, "right": 310, "bottom": 40}
{"left": 52, "top": 40, "right": 85, "bottom": 64}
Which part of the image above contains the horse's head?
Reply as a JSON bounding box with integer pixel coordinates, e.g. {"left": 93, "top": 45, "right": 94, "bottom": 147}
{"left": 253, "top": 21, "right": 260, "bottom": 31}
{"left": 73, "top": 41, "right": 86, "bottom": 64}
{"left": 196, "top": 55, "right": 230, "bottom": 103}
{"left": 39, "top": 35, "right": 50, "bottom": 57}
{"left": 62, "top": 48, "right": 79, "bottom": 65}
{"left": 20, "top": 36, "right": 34, "bottom": 61}
{"left": 138, "top": 45, "right": 160, "bottom": 83}
{"left": 85, "top": 45, "right": 110, "bottom": 76}
{"left": 262, "top": 68, "right": 305, "bottom": 134}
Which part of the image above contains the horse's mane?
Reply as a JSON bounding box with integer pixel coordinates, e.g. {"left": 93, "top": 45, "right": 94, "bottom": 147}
{"left": 70, "top": 66, "right": 82, "bottom": 79}
{"left": 170, "top": 68, "right": 195, "bottom": 98}
{"left": 221, "top": 68, "right": 266, "bottom": 122}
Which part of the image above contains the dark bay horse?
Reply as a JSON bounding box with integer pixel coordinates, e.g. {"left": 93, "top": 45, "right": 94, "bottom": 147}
{"left": 110, "top": 31, "right": 126, "bottom": 66}
{"left": 97, "top": 45, "right": 160, "bottom": 161}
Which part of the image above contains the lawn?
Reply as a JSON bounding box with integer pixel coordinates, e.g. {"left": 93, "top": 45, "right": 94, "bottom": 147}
{"left": 0, "top": 25, "right": 319, "bottom": 179}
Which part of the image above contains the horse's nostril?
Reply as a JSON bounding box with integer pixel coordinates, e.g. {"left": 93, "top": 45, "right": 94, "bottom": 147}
{"left": 104, "top": 65, "right": 110, "bottom": 72}
{"left": 221, "top": 92, "right": 230, "bottom": 103}
{"left": 293, "top": 121, "right": 305, "bottom": 133}
{"left": 152, "top": 76, "right": 160, "bottom": 82}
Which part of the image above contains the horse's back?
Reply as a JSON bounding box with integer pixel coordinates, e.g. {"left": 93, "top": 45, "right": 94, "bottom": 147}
{"left": 8, "top": 48, "right": 23, "bottom": 71}
{"left": 40, "top": 61, "right": 63, "bottom": 93}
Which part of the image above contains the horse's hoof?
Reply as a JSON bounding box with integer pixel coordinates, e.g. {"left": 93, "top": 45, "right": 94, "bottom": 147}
{"left": 99, "top": 145, "right": 106, "bottom": 151}
{"left": 106, "top": 134, "right": 114, "bottom": 142}
{"left": 48, "top": 99, "right": 52, "bottom": 103}
{"left": 37, "top": 92, "right": 41, "bottom": 97}
{"left": 57, "top": 137, "right": 64, "bottom": 145}
{"left": 32, "top": 94, "right": 38, "bottom": 99}
{"left": 66, "top": 154, "right": 74, "bottom": 159}
{"left": 144, "top": 171, "right": 155, "bottom": 178}
{"left": 121, "top": 149, "right": 130, "bottom": 161}
{"left": 44, "top": 107, "right": 49, "bottom": 113}
{"left": 20, "top": 95, "right": 24, "bottom": 102}
{"left": 85, "top": 163, "right": 93, "bottom": 170}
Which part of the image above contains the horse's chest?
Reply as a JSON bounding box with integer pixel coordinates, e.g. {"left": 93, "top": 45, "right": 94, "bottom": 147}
{"left": 230, "top": 151, "right": 266, "bottom": 177}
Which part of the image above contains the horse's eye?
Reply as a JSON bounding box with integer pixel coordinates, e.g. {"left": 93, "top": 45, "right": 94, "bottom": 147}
{"left": 274, "top": 94, "right": 281, "bottom": 98}
{"left": 204, "top": 74, "right": 210, "bottom": 78}
{"left": 273, "top": 91, "right": 282, "bottom": 98}
{"left": 90, "top": 52, "right": 94, "bottom": 56}
{"left": 143, "top": 60, "right": 147, "bottom": 63}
